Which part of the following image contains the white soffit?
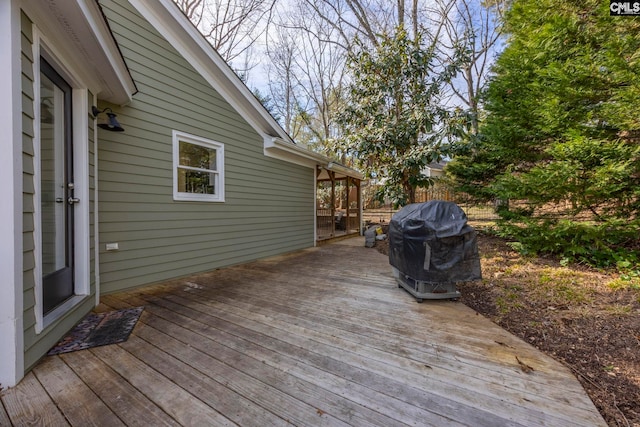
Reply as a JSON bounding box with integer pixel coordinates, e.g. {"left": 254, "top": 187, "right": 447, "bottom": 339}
{"left": 22, "top": 0, "right": 136, "bottom": 105}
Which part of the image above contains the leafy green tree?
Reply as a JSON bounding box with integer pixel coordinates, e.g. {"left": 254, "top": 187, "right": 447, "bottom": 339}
{"left": 338, "top": 27, "right": 467, "bottom": 207}
{"left": 447, "top": 0, "right": 640, "bottom": 266}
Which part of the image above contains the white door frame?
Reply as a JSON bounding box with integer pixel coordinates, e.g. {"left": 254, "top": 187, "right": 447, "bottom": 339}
{"left": 33, "top": 29, "right": 91, "bottom": 333}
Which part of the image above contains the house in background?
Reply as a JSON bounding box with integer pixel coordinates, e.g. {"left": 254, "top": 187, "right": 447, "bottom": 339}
{"left": 422, "top": 160, "right": 448, "bottom": 178}
{"left": 0, "top": 0, "right": 361, "bottom": 388}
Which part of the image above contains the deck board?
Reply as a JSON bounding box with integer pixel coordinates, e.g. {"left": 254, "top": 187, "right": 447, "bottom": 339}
{"left": 1, "top": 372, "right": 70, "bottom": 426}
{"left": 59, "top": 350, "right": 180, "bottom": 427}
{"left": 126, "top": 292, "right": 534, "bottom": 425}
{"left": 1, "top": 237, "right": 607, "bottom": 426}
{"left": 116, "top": 334, "right": 295, "bottom": 427}
{"left": 0, "top": 396, "right": 11, "bottom": 427}
{"left": 90, "top": 344, "right": 236, "bottom": 426}
{"left": 32, "top": 356, "right": 125, "bottom": 426}
{"left": 106, "top": 297, "right": 416, "bottom": 426}
{"left": 125, "top": 319, "right": 389, "bottom": 427}
{"left": 158, "top": 291, "right": 589, "bottom": 421}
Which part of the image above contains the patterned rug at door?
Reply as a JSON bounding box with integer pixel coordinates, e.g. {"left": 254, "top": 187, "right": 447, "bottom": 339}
{"left": 47, "top": 307, "right": 144, "bottom": 355}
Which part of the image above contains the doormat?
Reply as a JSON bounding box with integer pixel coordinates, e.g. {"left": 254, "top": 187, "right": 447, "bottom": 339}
{"left": 47, "top": 306, "right": 144, "bottom": 355}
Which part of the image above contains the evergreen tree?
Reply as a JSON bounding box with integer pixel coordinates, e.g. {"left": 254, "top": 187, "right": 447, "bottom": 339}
{"left": 447, "top": 0, "right": 640, "bottom": 265}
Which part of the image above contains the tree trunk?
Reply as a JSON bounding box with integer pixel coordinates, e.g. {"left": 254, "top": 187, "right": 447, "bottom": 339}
{"left": 402, "top": 171, "right": 416, "bottom": 206}
{"left": 466, "top": 66, "right": 479, "bottom": 136}
{"left": 412, "top": 0, "right": 418, "bottom": 38}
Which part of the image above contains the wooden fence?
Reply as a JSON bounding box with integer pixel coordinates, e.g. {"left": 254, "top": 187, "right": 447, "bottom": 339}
{"left": 362, "top": 183, "right": 500, "bottom": 225}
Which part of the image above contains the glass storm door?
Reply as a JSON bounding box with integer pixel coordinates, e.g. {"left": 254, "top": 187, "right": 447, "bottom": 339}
{"left": 40, "top": 59, "right": 75, "bottom": 315}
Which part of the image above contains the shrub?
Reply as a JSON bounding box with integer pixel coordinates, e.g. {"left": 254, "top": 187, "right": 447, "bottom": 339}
{"left": 496, "top": 217, "right": 640, "bottom": 269}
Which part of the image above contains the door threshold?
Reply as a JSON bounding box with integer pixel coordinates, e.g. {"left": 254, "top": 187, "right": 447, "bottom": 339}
{"left": 41, "top": 295, "right": 88, "bottom": 332}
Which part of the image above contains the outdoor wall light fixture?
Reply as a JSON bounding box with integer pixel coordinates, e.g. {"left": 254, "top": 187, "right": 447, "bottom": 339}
{"left": 92, "top": 106, "right": 125, "bottom": 132}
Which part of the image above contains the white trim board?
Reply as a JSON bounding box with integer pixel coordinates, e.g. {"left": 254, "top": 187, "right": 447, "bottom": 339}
{"left": 0, "top": 0, "right": 25, "bottom": 389}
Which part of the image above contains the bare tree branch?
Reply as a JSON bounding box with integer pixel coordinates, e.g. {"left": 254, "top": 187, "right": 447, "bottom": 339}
{"left": 435, "top": 0, "right": 504, "bottom": 135}
{"left": 175, "top": 0, "right": 205, "bottom": 26}
{"left": 176, "top": 0, "right": 277, "bottom": 69}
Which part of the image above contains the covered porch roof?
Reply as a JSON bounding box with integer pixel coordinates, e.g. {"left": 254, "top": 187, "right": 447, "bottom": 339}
{"left": 317, "top": 161, "right": 364, "bottom": 181}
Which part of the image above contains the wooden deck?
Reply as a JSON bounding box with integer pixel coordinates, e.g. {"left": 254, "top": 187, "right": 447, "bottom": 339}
{"left": 1, "top": 238, "right": 606, "bottom": 426}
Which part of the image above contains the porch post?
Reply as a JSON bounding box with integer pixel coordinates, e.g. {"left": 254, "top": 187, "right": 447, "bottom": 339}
{"left": 315, "top": 167, "right": 322, "bottom": 244}
{"left": 356, "top": 179, "right": 362, "bottom": 234}
{"left": 345, "top": 177, "right": 351, "bottom": 231}
{"left": 0, "top": 0, "right": 25, "bottom": 388}
{"left": 329, "top": 171, "right": 336, "bottom": 236}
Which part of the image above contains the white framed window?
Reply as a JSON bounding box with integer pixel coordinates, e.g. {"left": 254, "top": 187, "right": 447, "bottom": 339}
{"left": 173, "top": 130, "right": 225, "bottom": 202}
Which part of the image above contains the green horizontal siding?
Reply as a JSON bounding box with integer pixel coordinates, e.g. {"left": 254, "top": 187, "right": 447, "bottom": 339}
{"left": 98, "top": 0, "right": 315, "bottom": 294}
{"left": 20, "top": 10, "right": 38, "bottom": 368}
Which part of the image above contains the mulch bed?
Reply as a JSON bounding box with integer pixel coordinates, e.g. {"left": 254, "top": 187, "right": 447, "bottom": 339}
{"left": 375, "top": 232, "right": 640, "bottom": 427}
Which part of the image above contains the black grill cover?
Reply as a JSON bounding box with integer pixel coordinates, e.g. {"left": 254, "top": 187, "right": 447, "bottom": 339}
{"left": 388, "top": 201, "right": 482, "bottom": 283}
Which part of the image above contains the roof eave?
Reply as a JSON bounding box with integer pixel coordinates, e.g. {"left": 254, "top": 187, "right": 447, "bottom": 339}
{"left": 265, "top": 137, "right": 364, "bottom": 179}
{"left": 264, "top": 137, "right": 327, "bottom": 168}
{"left": 23, "top": 0, "right": 136, "bottom": 105}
